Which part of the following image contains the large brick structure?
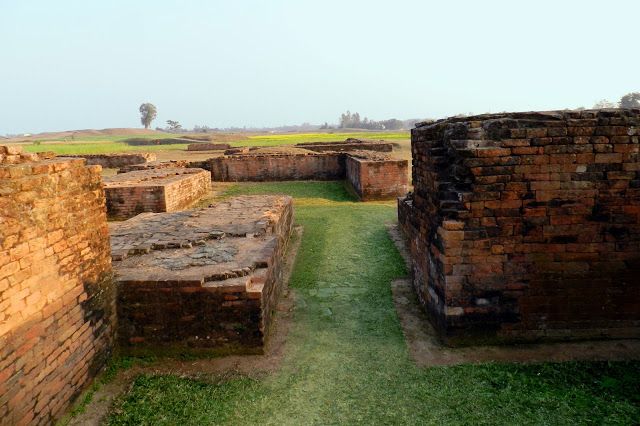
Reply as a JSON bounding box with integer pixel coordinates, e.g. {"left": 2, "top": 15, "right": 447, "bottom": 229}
{"left": 104, "top": 168, "right": 211, "bottom": 219}
{"left": 398, "top": 109, "right": 640, "bottom": 345}
{"left": 112, "top": 196, "right": 293, "bottom": 355}
{"left": 0, "top": 147, "right": 115, "bottom": 424}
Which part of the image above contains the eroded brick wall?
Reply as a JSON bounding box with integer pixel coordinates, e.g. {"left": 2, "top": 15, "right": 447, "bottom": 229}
{"left": 0, "top": 147, "right": 114, "bottom": 424}
{"left": 207, "top": 153, "right": 345, "bottom": 181}
{"left": 346, "top": 155, "right": 408, "bottom": 200}
{"left": 296, "top": 140, "right": 393, "bottom": 153}
{"left": 399, "top": 109, "right": 640, "bottom": 344}
{"left": 186, "top": 143, "right": 231, "bottom": 151}
{"left": 65, "top": 153, "right": 156, "bottom": 168}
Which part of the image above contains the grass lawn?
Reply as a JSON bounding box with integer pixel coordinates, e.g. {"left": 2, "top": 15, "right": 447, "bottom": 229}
{"left": 107, "top": 182, "right": 640, "bottom": 425}
{"left": 21, "top": 132, "right": 409, "bottom": 155}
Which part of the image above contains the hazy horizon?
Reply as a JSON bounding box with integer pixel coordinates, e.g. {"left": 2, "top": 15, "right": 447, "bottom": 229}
{"left": 1, "top": 0, "right": 639, "bottom": 134}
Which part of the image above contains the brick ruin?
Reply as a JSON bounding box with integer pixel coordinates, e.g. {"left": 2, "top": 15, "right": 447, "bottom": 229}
{"left": 199, "top": 146, "right": 408, "bottom": 201}
{"left": 104, "top": 168, "right": 211, "bottom": 219}
{"left": 186, "top": 143, "right": 232, "bottom": 151}
{"left": 0, "top": 147, "right": 115, "bottom": 424}
{"left": 399, "top": 109, "right": 640, "bottom": 345}
{"left": 112, "top": 196, "right": 293, "bottom": 355}
{"left": 296, "top": 138, "right": 393, "bottom": 153}
{"left": 346, "top": 151, "right": 409, "bottom": 201}
{"left": 65, "top": 152, "right": 156, "bottom": 169}
{"left": 0, "top": 146, "right": 295, "bottom": 422}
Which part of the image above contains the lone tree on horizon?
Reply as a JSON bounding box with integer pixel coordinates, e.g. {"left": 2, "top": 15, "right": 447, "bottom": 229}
{"left": 139, "top": 103, "right": 157, "bottom": 129}
{"left": 619, "top": 92, "right": 640, "bottom": 108}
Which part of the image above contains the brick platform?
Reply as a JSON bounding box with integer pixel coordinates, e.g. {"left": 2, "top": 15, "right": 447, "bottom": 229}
{"left": 104, "top": 168, "right": 211, "bottom": 219}
{"left": 112, "top": 195, "right": 294, "bottom": 355}
{"left": 64, "top": 152, "right": 156, "bottom": 168}
{"left": 399, "top": 109, "right": 640, "bottom": 345}
{"left": 346, "top": 151, "right": 408, "bottom": 200}
{"left": 0, "top": 146, "right": 114, "bottom": 424}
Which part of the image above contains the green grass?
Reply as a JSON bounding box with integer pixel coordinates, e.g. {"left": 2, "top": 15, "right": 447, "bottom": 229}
{"left": 243, "top": 131, "right": 408, "bottom": 147}
{"left": 106, "top": 181, "right": 640, "bottom": 425}
{"left": 21, "top": 132, "right": 409, "bottom": 154}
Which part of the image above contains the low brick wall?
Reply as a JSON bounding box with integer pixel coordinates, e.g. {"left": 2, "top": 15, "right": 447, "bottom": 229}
{"left": 104, "top": 168, "right": 211, "bottom": 219}
{"left": 399, "top": 109, "right": 640, "bottom": 345}
{"left": 64, "top": 153, "right": 156, "bottom": 168}
{"left": 0, "top": 146, "right": 114, "bottom": 424}
{"left": 346, "top": 154, "right": 408, "bottom": 200}
{"left": 112, "top": 196, "right": 294, "bottom": 355}
{"left": 297, "top": 140, "right": 393, "bottom": 153}
{"left": 207, "top": 153, "right": 345, "bottom": 181}
{"left": 186, "top": 143, "right": 231, "bottom": 151}
{"left": 118, "top": 160, "right": 189, "bottom": 173}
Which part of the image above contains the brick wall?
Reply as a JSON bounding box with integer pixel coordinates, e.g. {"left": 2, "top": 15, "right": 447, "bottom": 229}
{"left": 104, "top": 168, "right": 211, "bottom": 219}
{"left": 64, "top": 153, "right": 156, "bottom": 168}
{"left": 399, "top": 109, "right": 640, "bottom": 345}
{"left": 346, "top": 154, "right": 408, "bottom": 200}
{"left": 186, "top": 143, "right": 231, "bottom": 151}
{"left": 296, "top": 140, "right": 393, "bottom": 153}
{"left": 207, "top": 153, "right": 345, "bottom": 181}
{"left": 0, "top": 146, "right": 114, "bottom": 424}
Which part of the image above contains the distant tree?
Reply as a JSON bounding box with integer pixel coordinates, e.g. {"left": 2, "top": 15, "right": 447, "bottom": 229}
{"left": 593, "top": 99, "right": 617, "bottom": 109}
{"left": 319, "top": 122, "right": 330, "bottom": 129}
{"left": 139, "top": 103, "right": 157, "bottom": 129}
{"left": 619, "top": 92, "right": 640, "bottom": 108}
{"left": 166, "top": 120, "right": 182, "bottom": 131}
{"left": 193, "top": 125, "right": 211, "bottom": 133}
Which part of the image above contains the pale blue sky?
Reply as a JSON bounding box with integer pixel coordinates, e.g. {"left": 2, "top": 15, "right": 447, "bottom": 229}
{"left": 1, "top": 0, "right": 638, "bottom": 134}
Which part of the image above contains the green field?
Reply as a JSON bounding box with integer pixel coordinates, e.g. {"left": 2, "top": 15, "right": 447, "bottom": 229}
{"left": 105, "top": 182, "right": 640, "bottom": 425}
{"left": 21, "top": 132, "right": 409, "bottom": 155}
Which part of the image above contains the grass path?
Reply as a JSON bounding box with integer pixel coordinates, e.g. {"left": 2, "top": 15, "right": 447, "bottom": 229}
{"left": 107, "top": 182, "right": 640, "bottom": 425}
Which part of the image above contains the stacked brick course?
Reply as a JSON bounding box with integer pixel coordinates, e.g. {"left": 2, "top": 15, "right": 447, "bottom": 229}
{"left": 112, "top": 196, "right": 293, "bottom": 354}
{"left": 186, "top": 143, "right": 232, "bottom": 151}
{"left": 398, "top": 109, "right": 640, "bottom": 344}
{"left": 65, "top": 153, "right": 156, "bottom": 168}
{"left": 296, "top": 138, "right": 393, "bottom": 153}
{"left": 104, "top": 168, "right": 211, "bottom": 219}
{"left": 0, "top": 146, "right": 114, "bottom": 424}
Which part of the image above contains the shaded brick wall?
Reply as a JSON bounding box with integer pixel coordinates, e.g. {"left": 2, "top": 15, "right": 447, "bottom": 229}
{"left": 104, "top": 168, "right": 210, "bottom": 219}
{"left": 297, "top": 141, "right": 393, "bottom": 153}
{"left": 186, "top": 143, "right": 231, "bottom": 151}
{"left": 399, "top": 109, "right": 640, "bottom": 345}
{"left": 0, "top": 147, "right": 114, "bottom": 424}
{"left": 346, "top": 156, "right": 408, "bottom": 201}
{"left": 65, "top": 153, "right": 156, "bottom": 168}
{"left": 207, "top": 153, "right": 345, "bottom": 181}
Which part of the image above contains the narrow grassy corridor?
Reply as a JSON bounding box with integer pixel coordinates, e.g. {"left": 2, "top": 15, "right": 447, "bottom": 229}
{"left": 107, "top": 182, "right": 640, "bottom": 425}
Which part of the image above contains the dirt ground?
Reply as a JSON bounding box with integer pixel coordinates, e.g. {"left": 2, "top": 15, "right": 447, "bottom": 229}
{"left": 386, "top": 224, "right": 640, "bottom": 366}
{"left": 65, "top": 226, "right": 304, "bottom": 426}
